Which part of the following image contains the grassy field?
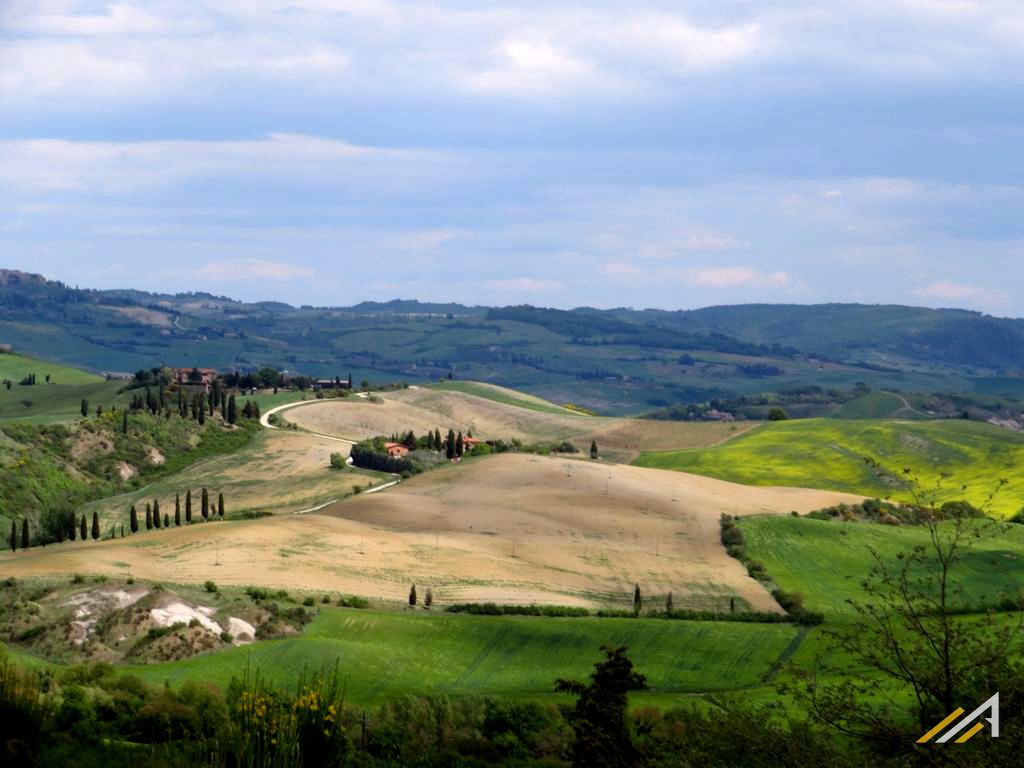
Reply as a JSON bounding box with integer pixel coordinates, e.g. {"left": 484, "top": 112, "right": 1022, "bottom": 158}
{"left": 427, "top": 381, "right": 585, "bottom": 416}
{"left": 124, "top": 608, "right": 802, "bottom": 706}
{"left": 84, "top": 428, "right": 380, "bottom": 526}
{"left": 739, "top": 515, "right": 1024, "bottom": 615}
{"left": 634, "top": 418, "right": 1024, "bottom": 517}
{"left": 0, "top": 351, "right": 127, "bottom": 423}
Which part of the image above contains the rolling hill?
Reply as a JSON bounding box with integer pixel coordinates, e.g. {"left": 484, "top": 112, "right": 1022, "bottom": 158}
{"left": 6, "top": 270, "right": 1024, "bottom": 413}
{"left": 634, "top": 418, "right": 1024, "bottom": 517}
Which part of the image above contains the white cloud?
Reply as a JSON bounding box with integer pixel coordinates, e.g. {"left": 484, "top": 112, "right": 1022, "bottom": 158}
{"left": 688, "top": 266, "right": 790, "bottom": 288}
{"left": 197, "top": 259, "right": 315, "bottom": 281}
{"left": 912, "top": 280, "right": 988, "bottom": 300}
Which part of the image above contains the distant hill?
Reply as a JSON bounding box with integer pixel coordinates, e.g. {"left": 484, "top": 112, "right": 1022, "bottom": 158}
{"left": 3, "top": 270, "right": 1024, "bottom": 413}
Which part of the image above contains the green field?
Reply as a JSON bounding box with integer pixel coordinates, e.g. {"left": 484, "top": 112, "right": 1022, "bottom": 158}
{"left": 634, "top": 418, "right": 1024, "bottom": 517}
{"left": 739, "top": 515, "right": 1024, "bottom": 616}
{"left": 0, "top": 351, "right": 127, "bottom": 423}
{"left": 122, "top": 609, "right": 801, "bottom": 707}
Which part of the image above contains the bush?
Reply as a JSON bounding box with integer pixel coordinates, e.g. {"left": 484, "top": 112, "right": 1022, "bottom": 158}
{"left": 338, "top": 595, "right": 369, "bottom": 609}
{"left": 446, "top": 603, "right": 590, "bottom": 618}
{"left": 329, "top": 452, "right": 346, "bottom": 470}
{"left": 302, "top": 596, "right": 315, "bottom": 607}
{"left": 204, "top": 580, "right": 218, "bottom": 594}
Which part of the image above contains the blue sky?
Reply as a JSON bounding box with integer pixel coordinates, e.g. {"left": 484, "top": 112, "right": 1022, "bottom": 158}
{"left": 1, "top": 1, "right": 1022, "bottom": 314}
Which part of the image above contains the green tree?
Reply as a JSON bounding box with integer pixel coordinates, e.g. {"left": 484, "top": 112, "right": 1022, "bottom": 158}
{"left": 591, "top": 440, "right": 599, "bottom": 459}
{"left": 767, "top": 407, "right": 789, "bottom": 421}
{"left": 218, "top": 492, "right": 224, "bottom": 519}
{"left": 130, "top": 505, "right": 138, "bottom": 534}
{"left": 186, "top": 490, "right": 192, "bottom": 523}
{"left": 164, "top": 514, "right": 169, "bottom": 528}
{"left": 665, "top": 591, "right": 673, "bottom": 613}
{"left": 456, "top": 431, "right": 464, "bottom": 457}
{"left": 787, "top": 473, "right": 1024, "bottom": 765}
{"left": 21, "top": 518, "right": 29, "bottom": 549}
{"left": 10, "top": 520, "right": 16, "bottom": 552}
{"left": 434, "top": 428, "right": 442, "bottom": 451}
{"left": 145, "top": 503, "right": 152, "bottom": 531}
{"left": 555, "top": 646, "right": 648, "bottom": 768}
{"left": 201, "top": 488, "right": 209, "bottom": 520}
{"left": 79, "top": 514, "right": 87, "bottom": 541}
{"left": 175, "top": 494, "right": 181, "bottom": 526}
{"left": 67, "top": 511, "right": 76, "bottom": 542}
{"left": 91, "top": 511, "right": 99, "bottom": 540}
{"left": 409, "top": 584, "right": 417, "bottom": 606}
{"left": 446, "top": 429, "right": 456, "bottom": 459}
{"left": 633, "top": 583, "right": 642, "bottom": 615}
{"left": 80, "top": 398, "right": 89, "bottom": 417}
{"left": 227, "top": 395, "right": 237, "bottom": 425}
{"left": 122, "top": 409, "right": 129, "bottom": 434}
{"left": 153, "top": 499, "right": 161, "bottom": 529}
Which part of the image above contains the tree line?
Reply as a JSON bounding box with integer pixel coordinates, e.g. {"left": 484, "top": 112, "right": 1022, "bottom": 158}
{"left": 7, "top": 489, "right": 226, "bottom": 552}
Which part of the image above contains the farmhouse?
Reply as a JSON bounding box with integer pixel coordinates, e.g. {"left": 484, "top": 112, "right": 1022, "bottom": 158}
{"left": 462, "top": 436, "right": 485, "bottom": 448}
{"left": 173, "top": 367, "right": 218, "bottom": 387}
{"left": 384, "top": 442, "right": 410, "bottom": 458}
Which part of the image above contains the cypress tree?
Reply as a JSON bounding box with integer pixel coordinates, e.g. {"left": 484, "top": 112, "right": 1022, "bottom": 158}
{"left": 218, "top": 493, "right": 224, "bottom": 519}
{"left": 21, "top": 519, "right": 29, "bottom": 549}
{"left": 197, "top": 394, "right": 206, "bottom": 425}
{"left": 91, "top": 512, "right": 99, "bottom": 540}
{"left": 633, "top": 583, "right": 642, "bottom": 615}
{"left": 120, "top": 524, "right": 125, "bottom": 538}
{"left": 153, "top": 499, "right": 161, "bottom": 529}
{"left": 145, "top": 503, "right": 152, "bottom": 530}
{"left": 80, "top": 514, "right": 87, "bottom": 541}
{"left": 201, "top": 488, "right": 209, "bottom": 520}
{"left": 130, "top": 505, "right": 139, "bottom": 533}
{"left": 666, "top": 591, "right": 673, "bottom": 613}
{"left": 122, "top": 410, "right": 129, "bottom": 434}
{"left": 590, "top": 440, "right": 599, "bottom": 459}
{"left": 446, "top": 429, "right": 455, "bottom": 459}
{"left": 433, "top": 428, "right": 441, "bottom": 451}
{"left": 164, "top": 514, "right": 169, "bottom": 528}
{"left": 81, "top": 398, "right": 89, "bottom": 418}
{"left": 227, "top": 395, "right": 237, "bottom": 424}
{"left": 68, "top": 511, "right": 76, "bottom": 541}
{"left": 186, "top": 490, "right": 192, "bottom": 523}
{"left": 10, "top": 520, "right": 16, "bottom": 552}
{"left": 175, "top": 494, "right": 181, "bottom": 526}
{"left": 409, "top": 584, "right": 417, "bottom": 606}
{"left": 456, "top": 431, "right": 464, "bottom": 457}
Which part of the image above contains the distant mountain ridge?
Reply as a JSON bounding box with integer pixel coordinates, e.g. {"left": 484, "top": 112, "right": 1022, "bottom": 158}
{"left": 2, "top": 270, "right": 1024, "bottom": 412}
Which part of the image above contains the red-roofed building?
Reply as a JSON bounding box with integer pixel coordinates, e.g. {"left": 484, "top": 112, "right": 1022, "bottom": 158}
{"left": 384, "top": 442, "right": 410, "bottom": 457}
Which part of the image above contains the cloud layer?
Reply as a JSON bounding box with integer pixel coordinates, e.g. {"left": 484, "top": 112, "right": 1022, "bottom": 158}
{"left": 1, "top": 1, "right": 1022, "bottom": 313}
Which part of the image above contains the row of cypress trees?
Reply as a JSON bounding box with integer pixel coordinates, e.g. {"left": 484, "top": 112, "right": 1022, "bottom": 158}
{"left": 9, "top": 511, "right": 102, "bottom": 552}
{"left": 7, "top": 490, "right": 227, "bottom": 552}
{"left": 129, "top": 489, "right": 225, "bottom": 532}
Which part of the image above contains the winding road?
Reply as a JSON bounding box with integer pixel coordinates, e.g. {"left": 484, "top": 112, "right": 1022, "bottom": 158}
{"left": 259, "top": 397, "right": 401, "bottom": 506}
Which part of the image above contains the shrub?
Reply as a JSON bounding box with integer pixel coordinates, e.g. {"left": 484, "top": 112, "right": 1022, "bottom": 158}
{"left": 338, "top": 595, "right": 369, "bottom": 609}
{"left": 204, "top": 580, "right": 218, "bottom": 594}
{"left": 329, "top": 452, "right": 346, "bottom": 470}
{"left": 302, "top": 596, "right": 315, "bottom": 607}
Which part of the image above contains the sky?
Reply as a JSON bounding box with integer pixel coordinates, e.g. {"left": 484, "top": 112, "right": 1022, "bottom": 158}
{"left": 1, "top": 1, "right": 1023, "bottom": 314}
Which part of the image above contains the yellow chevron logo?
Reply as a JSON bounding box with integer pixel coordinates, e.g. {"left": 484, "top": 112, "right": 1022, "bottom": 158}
{"left": 917, "top": 694, "right": 1000, "bottom": 744}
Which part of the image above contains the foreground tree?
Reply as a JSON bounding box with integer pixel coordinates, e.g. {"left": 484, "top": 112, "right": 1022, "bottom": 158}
{"left": 786, "top": 469, "right": 1024, "bottom": 765}
{"left": 218, "top": 492, "right": 224, "bottom": 519}
{"left": 80, "top": 398, "right": 89, "bottom": 418}
{"left": 79, "top": 514, "right": 87, "bottom": 541}
{"left": 409, "top": 584, "right": 417, "bottom": 606}
{"left": 556, "top": 646, "right": 647, "bottom": 768}
{"left": 130, "top": 505, "right": 139, "bottom": 534}
{"left": 91, "top": 511, "right": 99, "bottom": 540}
